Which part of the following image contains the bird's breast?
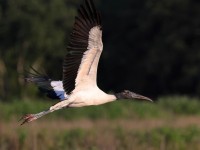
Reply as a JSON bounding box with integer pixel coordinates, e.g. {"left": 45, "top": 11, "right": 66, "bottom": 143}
{"left": 68, "top": 87, "right": 116, "bottom": 107}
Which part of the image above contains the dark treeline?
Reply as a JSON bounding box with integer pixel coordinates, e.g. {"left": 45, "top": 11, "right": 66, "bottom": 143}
{"left": 0, "top": 0, "right": 200, "bottom": 101}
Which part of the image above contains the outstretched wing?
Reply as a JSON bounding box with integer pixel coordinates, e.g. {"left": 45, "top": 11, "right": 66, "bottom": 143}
{"left": 25, "top": 67, "right": 68, "bottom": 100}
{"left": 63, "top": 0, "right": 102, "bottom": 94}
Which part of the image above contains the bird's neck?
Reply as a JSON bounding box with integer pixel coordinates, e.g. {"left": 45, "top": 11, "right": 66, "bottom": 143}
{"left": 93, "top": 93, "right": 117, "bottom": 105}
{"left": 106, "top": 94, "right": 117, "bottom": 102}
{"left": 114, "top": 92, "right": 124, "bottom": 100}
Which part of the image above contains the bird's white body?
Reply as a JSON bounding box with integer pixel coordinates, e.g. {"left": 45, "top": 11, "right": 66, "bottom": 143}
{"left": 68, "top": 86, "right": 116, "bottom": 107}
{"left": 50, "top": 25, "right": 113, "bottom": 109}
{"left": 20, "top": 0, "right": 151, "bottom": 125}
{"left": 63, "top": 26, "right": 113, "bottom": 107}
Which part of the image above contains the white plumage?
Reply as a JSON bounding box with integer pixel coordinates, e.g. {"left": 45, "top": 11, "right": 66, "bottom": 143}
{"left": 20, "top": 0, "right": 152, "bottom": 125}
{"left": 50, "top": 81, "right": 68, "bottom": 100}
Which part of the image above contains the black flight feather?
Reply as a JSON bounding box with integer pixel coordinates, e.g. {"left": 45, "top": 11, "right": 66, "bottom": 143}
{"left": 63, "top": 0, "right": 102, "bottom": 94}
{"left": 25, "top": 67, "right": 63, "bottom": 100}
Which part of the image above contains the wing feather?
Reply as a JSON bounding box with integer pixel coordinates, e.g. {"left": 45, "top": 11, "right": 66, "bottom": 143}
{"left": 63, "top": 0, "right": 102, "bottom": 94}
{"left": 25, "top": 67, "right": 68, "bottom": 100}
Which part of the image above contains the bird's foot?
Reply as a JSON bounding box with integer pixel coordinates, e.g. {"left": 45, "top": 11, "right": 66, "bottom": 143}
{"left": 19, "top": 114, "right": 37, "bottom": 125}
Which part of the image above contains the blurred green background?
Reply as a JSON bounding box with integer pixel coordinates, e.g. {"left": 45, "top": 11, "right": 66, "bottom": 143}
{"left": 0, "top": 0, "right": 200, "bottom": 149}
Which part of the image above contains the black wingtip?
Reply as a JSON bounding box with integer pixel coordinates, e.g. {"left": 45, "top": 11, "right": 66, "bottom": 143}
{"left": 63, "top": 0, "right": 102, "bottom": 94}
{"left": 24, "top": 67, "right": 50, "bottom": 83}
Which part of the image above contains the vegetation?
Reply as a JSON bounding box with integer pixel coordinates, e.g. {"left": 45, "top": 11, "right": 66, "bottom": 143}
{"left": 0, "top": 0, "right": 200, "bottom": 149}
{"left": 1, "top": 96, "right": 200, "bottom": 122}
{"left": 1, "top": 96, "right": 200, "bottom": 150}
{"left": 0, "top": 0, "right": 200, "bottom": 100}
{"left": 1, "top": 124, "right": 200, "bottom": 150}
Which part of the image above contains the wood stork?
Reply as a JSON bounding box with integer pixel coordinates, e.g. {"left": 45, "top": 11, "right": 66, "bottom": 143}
{"left": 20, "top": 0, "right": 152, "bottom": 125}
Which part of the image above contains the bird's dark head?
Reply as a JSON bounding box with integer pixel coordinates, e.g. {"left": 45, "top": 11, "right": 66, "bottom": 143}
{"left": 115, "top": 90, "right": 153, "bottom": 102}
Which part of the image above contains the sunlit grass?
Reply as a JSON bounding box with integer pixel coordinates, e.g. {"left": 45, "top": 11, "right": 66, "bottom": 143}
{"left": 1, "top": 96, "right": 200, "bottom": 150}
{"left": 1, "top": 123, "right": 200, "bottom": 150}
{"left": 1, "top": 95, "right": 200, "bottom": 122}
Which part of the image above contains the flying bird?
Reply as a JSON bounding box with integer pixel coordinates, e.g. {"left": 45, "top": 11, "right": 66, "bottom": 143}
{"left": 20, "top": 0, "right": 152, "bottom": 125}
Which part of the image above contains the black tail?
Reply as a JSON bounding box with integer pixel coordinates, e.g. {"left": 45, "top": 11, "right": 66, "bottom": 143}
{"left": 24, "top": 67, "right": 66, "bottom": 100}
{"left": 24, "top": 67, "right": 51, "bottom": 84}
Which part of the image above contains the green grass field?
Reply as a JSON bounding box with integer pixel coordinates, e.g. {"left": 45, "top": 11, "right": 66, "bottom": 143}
{"left": 1, "top": 96, "right": 200, "bottom": 150}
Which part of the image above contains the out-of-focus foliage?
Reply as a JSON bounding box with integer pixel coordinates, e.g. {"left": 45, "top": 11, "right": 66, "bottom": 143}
{"left": 0, "top": 0, "right": 81, "bottom": 100}
{"left": 1, "top": 96, "right": 200, "bottom": 121}
{"left": 100, "top": 0, "right": 200, "bottom": 97}
{"left": 1, "top": 96, "right": 200, "bottom": 149}
{"left": 1, "top": 124, "right": 200, "bottom": 150}
{"left": 0, "top": 0, "right": 200, "bottom": 101}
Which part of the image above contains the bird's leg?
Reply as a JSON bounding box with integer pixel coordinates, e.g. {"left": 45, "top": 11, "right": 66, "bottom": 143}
{"left": 49, "top": 100, "right": 72, "bottom": 111}
{"left": 19, "top": 110, "right": 51, "bottom": 125}
{"left": 19, "top": 100, "right": 72, "bottom": 125}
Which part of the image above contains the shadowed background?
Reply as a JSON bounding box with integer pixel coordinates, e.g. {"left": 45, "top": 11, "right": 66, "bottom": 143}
{"left": 0, "top": 0, "right": 200, "bottom": 100}
{"left": 0, "top": 0, "right": 200, "bottom": 149}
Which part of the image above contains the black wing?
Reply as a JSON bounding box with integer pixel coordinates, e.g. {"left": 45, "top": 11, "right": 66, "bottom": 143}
{"left": 25, "top": 67, "right": 67, "bottom": 100}
{"left": 63, "top": 0, "right": 102, "bottom": 94}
